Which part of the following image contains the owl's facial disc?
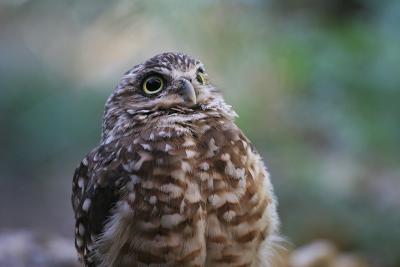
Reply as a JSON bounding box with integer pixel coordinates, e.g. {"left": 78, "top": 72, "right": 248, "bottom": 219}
{"left": 109, "top": 52, "right": 225, "bottom": 117}
{"left": 102, "top": 53, "right": 236, "bottom": 143}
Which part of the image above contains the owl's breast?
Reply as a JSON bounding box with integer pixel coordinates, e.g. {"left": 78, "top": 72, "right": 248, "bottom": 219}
{"left": 94, "top": 117, "right": 278, "bottom": 266}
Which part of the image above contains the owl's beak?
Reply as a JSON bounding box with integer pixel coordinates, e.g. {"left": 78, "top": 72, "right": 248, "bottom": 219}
{"left": 177, "top": 78, "right": 197, "bottom": 106}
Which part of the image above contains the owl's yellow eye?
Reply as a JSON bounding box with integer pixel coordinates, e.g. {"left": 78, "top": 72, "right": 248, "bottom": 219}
{"left": 143, "top": 76, "right": 164, "bottom": 95}
{"left": 196, "top": 72, "right": 206, "bottom": 85}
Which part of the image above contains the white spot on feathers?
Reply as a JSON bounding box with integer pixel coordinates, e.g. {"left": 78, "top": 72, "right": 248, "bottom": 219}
{"left": 208, "top": 192, "right": 239, "bottom": 208}
{"left": 171, "top": 170, "right": 185, "bottom": 182}
{"left": 76, "top": 237, "right": 83, "bottom": 248}
{"left": 78, "top": 177, "right": 85, "bottom": 188}
{"left": 208, "top": 194, "right": 224, "bottom": 208}
{"left": 160, "top": 183, "right": 183, "bottom": 198}
{"left": 182, "top": 138, "right": 196, "bottom": 147}
{"left": 128, "top": 193, "right": 136, "bottom": 203}
{"left": 224, "top": 192, "right": 240, "bottom": 203}
{"left": 185, "top": 149, "right": 197, "bottom": 158}
{"left": 82, "top": 198, "right": 91, "bottom": 212}
{"left": 199, "top": 172, "right": 210, "bottom": 182}
{"left": 164, "top": 144, "right": 172, "bottom": 152}
{"left": 78, "top": 223, "right": 85, "bottom": 235}
{"left": 185, "top": 183, "right": 201, "bottom": 203}
{"left": 161, "top": 213, "right": 185, "bottom": 229}
{"left": 140, "top": 143, "right": 151, "bottom": 151}
{"left": 104, "top": 136, "right": 114, "bottom": 144}
{"left": 149, "top": 195, "right": 157, "bottom": 204}
{"left": 207, "top": 138, "right": 218, "bottom": 157}
{"left": 119, "top": 201, "right": 132, "bottom": 215}
{"left": 149, "top": 132, "right": 155, "bottom": 140}
{"left": 223, "top": 210, "right": 236, "bottom": 222}
{"left": 225, "top": 160, "right": 245, "bottom": 180}
{"left": 199, "top": 162, "right": 209, "bottom": 171}
{"left": 181, "top": 161, "right": 192, "bottom": 172}
{"left": 221, "top": 153, "right": 230, "bottom": 161}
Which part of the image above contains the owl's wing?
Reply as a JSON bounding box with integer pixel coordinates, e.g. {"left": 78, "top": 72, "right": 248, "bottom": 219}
{"left": 71, "top": 141, "right": 130, "bottom": 266}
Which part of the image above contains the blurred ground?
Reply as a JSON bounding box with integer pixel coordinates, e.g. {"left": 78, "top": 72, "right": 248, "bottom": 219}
{"left": 0, "top": 1, "right": 399, "bottom": 267}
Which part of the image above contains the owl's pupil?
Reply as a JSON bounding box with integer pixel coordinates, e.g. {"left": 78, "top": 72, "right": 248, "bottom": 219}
{"left": 146, "top": 78, "right": 161, "bottom": 91}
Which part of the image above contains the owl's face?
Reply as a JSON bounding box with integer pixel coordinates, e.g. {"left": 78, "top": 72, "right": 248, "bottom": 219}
{"left": 108, "top": 52, "right": 222, "bottom": 112}
{"left": 102, "top": 52, "right": 234, "bottom": 143}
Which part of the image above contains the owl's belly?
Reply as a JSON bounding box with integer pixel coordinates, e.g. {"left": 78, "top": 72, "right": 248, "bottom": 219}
{"left": 112, "top": 185, "right": 273, "bottom": 267}
{"left": 107, "top": 192, "right": 273, "bottom": 267}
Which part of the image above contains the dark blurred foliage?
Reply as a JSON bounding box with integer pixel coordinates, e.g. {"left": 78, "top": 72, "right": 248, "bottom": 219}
{"left": 0, "top": 1, "right": 399, "bottom": 266}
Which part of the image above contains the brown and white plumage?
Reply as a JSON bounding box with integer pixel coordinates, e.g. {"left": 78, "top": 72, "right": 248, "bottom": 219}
{"left": 72, "top": 52, "right": 281, "bottom": 267}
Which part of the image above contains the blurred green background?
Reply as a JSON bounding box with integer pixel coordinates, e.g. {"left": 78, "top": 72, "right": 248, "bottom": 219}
{"left": 0, "top": 0, "right": 399, "bottom": 266}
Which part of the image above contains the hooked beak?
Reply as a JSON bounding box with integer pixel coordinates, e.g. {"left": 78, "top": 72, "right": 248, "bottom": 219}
{"left": 177, "top": 78, "right": 197, "bottom": 106}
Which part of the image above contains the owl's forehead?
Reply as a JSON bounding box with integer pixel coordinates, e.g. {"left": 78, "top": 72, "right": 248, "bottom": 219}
{"left": 125, "top": 52, "right": 203, "bottom": 77}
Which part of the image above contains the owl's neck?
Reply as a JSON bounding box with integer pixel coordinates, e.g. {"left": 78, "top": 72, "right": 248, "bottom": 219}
{"left": 100, "top": 99, "right": 237, "bottom": 145}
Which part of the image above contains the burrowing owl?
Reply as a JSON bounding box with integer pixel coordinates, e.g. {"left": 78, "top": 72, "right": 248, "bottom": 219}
{"left": 72, "top": 52, "right": 281, "bottom": 267}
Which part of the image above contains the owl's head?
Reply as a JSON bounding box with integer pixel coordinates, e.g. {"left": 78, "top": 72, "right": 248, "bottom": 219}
{"left": 101, "top": 52, "right": 235, "bottom": 143}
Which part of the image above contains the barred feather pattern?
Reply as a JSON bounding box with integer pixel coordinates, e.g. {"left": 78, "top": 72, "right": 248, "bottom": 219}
{"left": 72, "top": 52, "right": 280, "bottom": 267}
